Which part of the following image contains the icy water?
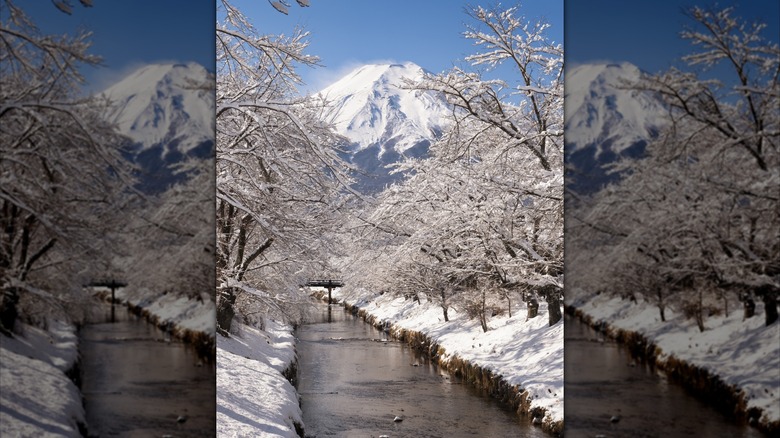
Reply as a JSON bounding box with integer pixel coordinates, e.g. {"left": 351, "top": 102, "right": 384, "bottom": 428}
{"left": 564, "top": 313, "right": 765, "bottom": 438}
{"left": 79, "top": 303, "right": 215, "bottom": 437}
{"left": 296, "top": 302, "right": 545, "bottom": 438}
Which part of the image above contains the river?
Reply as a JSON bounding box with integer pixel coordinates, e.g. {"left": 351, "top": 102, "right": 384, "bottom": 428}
{"left": 79, "top": 302, "right": 215, "bottom": 437}
{"left": 296, "top": 302, "right": 545, "bottom": 438}
{"left": 564, "top": 313, "right": 764, "bottom": 437}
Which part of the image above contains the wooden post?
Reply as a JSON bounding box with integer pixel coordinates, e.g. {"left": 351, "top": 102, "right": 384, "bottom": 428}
{"left": 110, "top": 281, "right": 117, "bottom": 322}
{"left": 85, "top": 279, "right": 127, "bottom": 323}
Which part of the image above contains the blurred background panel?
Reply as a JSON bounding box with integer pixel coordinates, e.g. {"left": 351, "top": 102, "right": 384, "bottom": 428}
{"left": 564, "top": 1, "right": 779, "bottom": 437}
{"left": 0, "top": 1, "right": 216, "bottom": 436}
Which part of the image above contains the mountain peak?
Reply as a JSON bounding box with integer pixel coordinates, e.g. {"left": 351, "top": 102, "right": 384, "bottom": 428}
{"left": 103, "top": 62, "right": 208, "bottom": 96}
{"left": 565, "top": 61, "right": 666, "bottom": 155}
{"left": 102, "top": 62, "right": 214, "bottom": 153}
{"left": 565, "top": 61, "right": 668, "bottom": 194}
{"left": 318, "top": 61, "right": 448, "bottom": 155}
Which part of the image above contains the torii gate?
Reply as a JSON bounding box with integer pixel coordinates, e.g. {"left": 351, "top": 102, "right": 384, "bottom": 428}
{"left": 305, "top": 279, "right": 344, "bottom": 304}
{"left": 86, "top": 279, "right": 127, "bottom": 322}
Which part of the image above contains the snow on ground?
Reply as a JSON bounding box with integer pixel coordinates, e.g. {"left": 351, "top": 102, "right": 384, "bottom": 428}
{"left": 334, "top": 288, "right": 564, "bottom": 427}
{"left": 569, "top": 292, "right": 780, "bottom": 425}
{"left": 217, "top": 319, "right": 302, "bottom": 437}
{"left": 0, "top": 321, "right": 84, "bottom": 437}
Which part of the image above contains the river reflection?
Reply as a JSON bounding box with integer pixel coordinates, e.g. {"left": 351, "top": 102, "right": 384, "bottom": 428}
{"left": 297, "top": 302, "right": 543, "bottom": 438}
{"left": 564, "top": 313, "right": 764, "bottom": 438}
{"left": 79, "top": 303, "right": 215, "bottom": 437}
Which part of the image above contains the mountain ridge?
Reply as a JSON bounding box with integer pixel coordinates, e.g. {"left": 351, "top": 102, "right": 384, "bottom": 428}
{"left": 102, "top": 62, "right": 214, "bottom": 193}
{"left": 565, "top": 61, "right": 667, "bottom": 156}
{"left": 317, "top": 61, "right": 451, "bottom": 193}
{"left": 318, "top": 62, "right": 450, "bottom": 155}
{"left": 564, "top": 61, "right": 668, "bottom": 194}
{"left": 102, "top": 62, "right": 214, "bottom": 156}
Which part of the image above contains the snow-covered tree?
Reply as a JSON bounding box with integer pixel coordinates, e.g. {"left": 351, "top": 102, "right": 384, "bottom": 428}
{"left": 119, "top": 158, "right": 215, "bottom": 305}
{"left": 342, "top": 4, "right": 564, "bottom": 327}
{"left": 569, "top": 6, "right": 779, "bottom": 328}
{"left": 0, "top": 1, "right": 134, "bottom": 332}
{"left": 216, "top": 0, "right": 351, "bottom": 334}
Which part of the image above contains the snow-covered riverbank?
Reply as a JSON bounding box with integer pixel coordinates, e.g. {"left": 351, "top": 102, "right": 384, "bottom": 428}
{"left": 216, "top": 320, "right": 302, "bottom": 437}
{"left": 0, "top": 321, "right": 85, "bottom": 436}
{"left": 568, "top": 292, "right": 780, "bottom": 433}
{"left": 1, "top": 288, "right": 216, "bottom": 437}
{"left": 105, "top": 287, "right": 215, "bottom": 357}
{"left": 331, "top": 287, "right": 564, "bottom": 433}
{"left": 110, "top": 288, "right": 214, "bottom": 336}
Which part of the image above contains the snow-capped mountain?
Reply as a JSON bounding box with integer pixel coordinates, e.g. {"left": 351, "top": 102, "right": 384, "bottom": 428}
{"left": 103, "top": 62, "right": 214, "bottom": 156}
{"left": 319, "top": 62, "right": 449, "bottom": 154}
{"left": 102, "top": 62, "right": 214, "bottom": 193}
{"left": 565, "top": 62, "right": 667, "bottom": 156}
{"left": 565, "top": 62, "right": 668, "bottom": 194}
{"left": 317, "top": 62, "right": 451, "bottom": 193}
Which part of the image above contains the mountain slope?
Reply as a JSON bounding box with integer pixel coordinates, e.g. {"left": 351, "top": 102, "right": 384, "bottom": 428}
{"left": 564, "top": 62, "right": 668, "bottom": 194}
{"left": 318, "top": 62, "right": 451, "bottom": 193}
{"left": 103, "top": 62, "right": 214, "bottom": 156}
{"left": 319, "top": 62, "right": 449, "bottom": 155}
{"left": 102, "top": 62, "right": 214, "bottom": 193}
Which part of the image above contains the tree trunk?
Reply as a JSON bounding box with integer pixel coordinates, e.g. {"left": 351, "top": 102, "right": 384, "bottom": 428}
{"left": 527, "top": 298, "right": 539, "bottom": 319}
{"left": 539, "top": 284, "right": 562, "bottom": 326}
{"left": 440, "top": 289, "right": 450, "bottom": 321}
{"left": 758, "top": 285, "right": 778, "bottom": 326}
{"left": 0, "top": 287, "right": 20, "bottom": 335}
{"left": 765, "top": 294, "right": 778, "bottom": 326}
{"left": 695, "top": 288, "right": 705, "bottom": 332}
{"left": 657, "top": 289, "right": 666, "bottom": 322}
{"left": 547, "top": 291, "right": 562, "bottom": 326}
{"left": 479, "top": 289, "right": 488, "bottom": 332}
{"left": 217, "top": 287, "right": 237, "bottom": 336}
{"left": 695, "top": 310, "right": 705, "bottom": 332}
{"left": 743, "top": 295, "right": 756, "bottom": 319}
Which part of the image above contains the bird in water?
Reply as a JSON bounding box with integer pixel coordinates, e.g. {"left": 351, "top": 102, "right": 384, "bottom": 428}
{"left": 609, "top": 408, "right": 622, "bottom": 424}
{"left": 177, "top": 414, "right": 188, "bottom": 424}
{"left": 393, "top": 416, "right": 403, "bottom": 422}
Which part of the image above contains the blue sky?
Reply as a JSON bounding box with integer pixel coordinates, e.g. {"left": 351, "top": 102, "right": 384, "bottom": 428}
{"left": 16, "top": 1, "right": 215, "bottom": 92}
{"left": 230, "top": 0, "right": 564, "bottom": 93}
{"left": 566, "top": 0, "right": 779, "bottom": 74}
{"left": 18, "top": 1, "right": 775, "bottom": 94}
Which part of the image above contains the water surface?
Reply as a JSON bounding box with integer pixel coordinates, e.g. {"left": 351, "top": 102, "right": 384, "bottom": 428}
{"left": 297, "top": 303, "right": 545, "bottom": 438}
{"left": 564, "top": 313, "right": 764, "bottom": 437}
{"left": 80, "top": 303, "right": 215, "bottom": 437}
